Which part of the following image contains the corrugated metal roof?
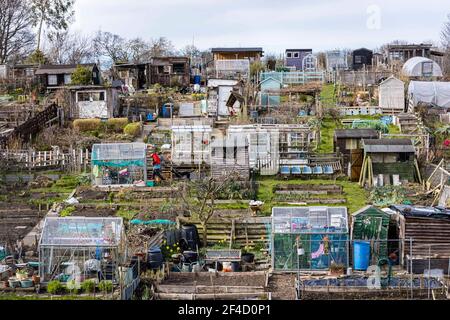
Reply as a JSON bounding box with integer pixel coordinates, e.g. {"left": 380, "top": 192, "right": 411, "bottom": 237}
{"left": 35, "top": 64, "right": 96, "bottom": 75}
{"left": 212, "top": 48, "right": 263, "bottom": 53}
{"left": 364, "top": 139, "right": 415, "bottom": 153}
{"left": 335, "top": 129, "right": 379, "bottom": 139}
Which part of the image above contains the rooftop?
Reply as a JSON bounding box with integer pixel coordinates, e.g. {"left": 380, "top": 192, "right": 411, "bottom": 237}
{"left": 335, "top": 129, "right": 379, "bottom": 139}
{"left": 211, "top": 47, "right": 264, "bottom": 53}
{"left": 363, "top": 139, "right": 415, "bottom": 153}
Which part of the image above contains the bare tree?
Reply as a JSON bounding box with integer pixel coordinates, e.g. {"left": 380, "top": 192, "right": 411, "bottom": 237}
{"left": 46, "top": 30, "right": 94, "bottom": 64}
{"left": 93, "top": 31, "right": 130, "bottom": 67}
{"left": 128, "top": 38, "right": 151, "bottom": 63}
{"left": 179, "top": 174, "right": 238, "bottom": 246}
{"left": 149, "top": 37, "right": 176, "bottom": 57}
{"left": 441, "top": 14, "right": 450, "bottom": 79}
{"left": 0, "top": 0, "right": 35, "bottom": 64}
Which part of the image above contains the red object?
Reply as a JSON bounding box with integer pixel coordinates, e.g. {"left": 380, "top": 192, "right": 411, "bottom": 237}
{"left": 444, "top": 139, "right": 450, "bottom": 147}
{"left": 151, "top": 153, "right": 161, "bottom": 165}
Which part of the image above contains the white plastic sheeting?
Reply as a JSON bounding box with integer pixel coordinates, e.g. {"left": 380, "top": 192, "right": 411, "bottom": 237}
{"left": 379, "top": 76, "right": 405, "bottom": 111}
{"left": 408, "top": 81, "right": 450, "bottom": 108}
{"left": 402, "top": 57, "right": 443, "bottom": 78}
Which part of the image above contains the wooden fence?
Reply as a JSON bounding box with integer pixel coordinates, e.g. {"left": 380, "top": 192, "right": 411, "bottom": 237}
{"left": 0, "top": 148, "right": 91, "bottom": 173}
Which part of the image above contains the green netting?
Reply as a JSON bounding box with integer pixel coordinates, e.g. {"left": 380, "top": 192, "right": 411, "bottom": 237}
{"left": 351, "top": 120, "right": 389, "bottom": 133}
{"left": 92, "top": 160, "right": 145, "bottom": 167}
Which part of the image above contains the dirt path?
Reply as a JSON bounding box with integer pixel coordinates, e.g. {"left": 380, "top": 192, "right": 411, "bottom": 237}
{"left": 268, "top": 274, "right": 297, "bottom": 300}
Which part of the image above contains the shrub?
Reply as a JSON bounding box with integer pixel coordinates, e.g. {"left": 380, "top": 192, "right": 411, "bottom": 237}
{"left": 81, "top": 280, "right": 96, "bottom": 293}
{"left": 107, "top": 118, "right": 129, "bottom": 133}
{"left": 73, "top": 119, "right": 102, "bottom": 132}
{"left": 124, "top": 123, "right": 142, "bottom": 137}
{"left": 47, "top": 280, "right": 65, "bottom": 295}
{"left": 60, "top": 206, "right": 76, "bottom": 217}
{"left": 98, "top": 280, "right": 113, "bottom": 292}
{"left": 71, "top": 66, "right": 93, "bottom": 86}
{"left": 66, "top": 280, "right": 80, "bottom": 294}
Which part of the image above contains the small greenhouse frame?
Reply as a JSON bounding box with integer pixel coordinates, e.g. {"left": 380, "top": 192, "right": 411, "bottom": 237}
{"left": 38, "top": 217, "right": 127, "bottom": 284}
{"left": 91, "top": 143, "right": 147, "bottom": 187}
{"left": 272, "top": 207, "right": 349, "bottom": 271}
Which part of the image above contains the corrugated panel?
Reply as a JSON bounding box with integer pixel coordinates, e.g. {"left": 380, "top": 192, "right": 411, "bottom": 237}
{"left": 405, "top": 217, "right": 450, "bottom": 258}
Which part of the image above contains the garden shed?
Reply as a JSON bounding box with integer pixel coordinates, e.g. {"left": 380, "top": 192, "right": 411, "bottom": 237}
{"left": 407, "top": 81, "right": 450, "bottom": 111}
{"left": 352, "top": 48, "right": 373, "bottom": 70}
{"left": 359, "top": 139, "right": 420, "bottom": 187}
{"left": 379, "top": 76, "right": 405, "bottom": 114}
{"left": 272, "top": 207, "right": 349, "bottom": 271}
{"left": 351, "top": 206, "right": 396, "bottom": 264}
{"left": 260, "top": 77, "right": 282, "bottom": 106}
{"left": 91, "top": 143, "right": 147, "bottom": 187}
{"left": 402, "top": 57, "right": 443, "bottom": 79}
{"left": 172, "top": 125, "right": 212, "bottom": 166}
{"left": 38, "top": 217, "right": 127, "bottom": 284}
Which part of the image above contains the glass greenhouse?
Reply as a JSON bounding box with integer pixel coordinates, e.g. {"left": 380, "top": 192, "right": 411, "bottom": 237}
{"left": 91, "top": 143, "right": 147, "bottom": 186}
{"left": 272, "top": 207, "right": 349, "bottom": 271}
{"left": 39, "top": 217, "right": 127, "bottom": 284}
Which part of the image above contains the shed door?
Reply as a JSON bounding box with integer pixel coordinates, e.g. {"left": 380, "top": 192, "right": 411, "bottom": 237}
{"left": 350, "top": 149, "right": 363, "bottom": 182}
{"left": 218, "top": 86, "right": 233, "bottom": 116}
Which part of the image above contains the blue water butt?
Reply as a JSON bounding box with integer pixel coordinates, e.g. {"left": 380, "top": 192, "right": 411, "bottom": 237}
{"left": 353, "top": 241, "right": 371, "bottom": 271}
{"left": 194, "top": 75, "right": 201, "bottom": 85}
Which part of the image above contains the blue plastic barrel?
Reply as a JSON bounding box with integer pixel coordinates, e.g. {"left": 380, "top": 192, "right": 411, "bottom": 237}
{"left": 194, "top": 75, "right": 201, "bottom": 85}
{"left": 162, "top": 105, "right": 172, "bottom": 118}
{"left": 353, "top": 241, "right": 371, "bottom": 271}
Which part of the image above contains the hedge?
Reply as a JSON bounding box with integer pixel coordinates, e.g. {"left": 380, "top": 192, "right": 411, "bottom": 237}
{"left": 73, "top": 119, "right": 102, "bottom": 132}
{"left": 124, "top": 123, "right": 142, "bottom": 137}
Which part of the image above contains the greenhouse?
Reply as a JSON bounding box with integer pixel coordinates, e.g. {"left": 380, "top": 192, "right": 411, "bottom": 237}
{"left": 38, "top": 217, "right": 127, "bottom": 284}
{"left": 91, "top": 143, "right": 147, "bottom": 186}
{"left": 402, "top": 57, "right": 443, "bottom": 78}
{"left": 272, "top": 207, "right": 349, "bottom": 271}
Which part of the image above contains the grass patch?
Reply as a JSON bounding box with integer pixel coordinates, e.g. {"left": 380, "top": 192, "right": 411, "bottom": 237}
{"left": 317, "top": 118, "right": 337, "bottom": 153}
{"left": 321, "top": 84, "right": 337, "bottom": 109}
{"left": 256, "top": 177, "right": 369, "bottom": 215}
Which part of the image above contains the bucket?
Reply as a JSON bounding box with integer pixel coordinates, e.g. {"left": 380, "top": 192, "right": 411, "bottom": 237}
{"left": 231, "top": 262, "right": 240, "bottom": 272}
{"left": 353, "top": 241, "right": 371, "bottom": 271}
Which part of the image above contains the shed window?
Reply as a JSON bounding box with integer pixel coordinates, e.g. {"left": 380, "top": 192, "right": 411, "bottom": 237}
{"left": 286, "top": 52, "right": 292, "bottom": 58}
{"left": 64, "top": 74, "right": 72, "bottom": 85}
{"left": 345, "top": 139, "right": 358, "bottom": 150}
{"left": 293, "top": 52, "right": 300, "bottom": 58}
{"left": 355, "top": 56, "right": 363, "bottom": 64}
{"left": 78, "top": 91, "right": 106, "bottom": 102}
{"left": 173, "top": 63, "right": 185, "bottom": 74}
{"left": 48, "top": 75, "right": 57, "bottom": 86}
{"left": 25, "top": 68, "right": 34, "bottom": 77}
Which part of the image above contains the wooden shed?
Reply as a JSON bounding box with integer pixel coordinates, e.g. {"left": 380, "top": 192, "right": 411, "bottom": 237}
{"left": 352, "top": 48, "right": 373, "bottom": 70}
{"left": 351, "top": 206, "right": 395, "bottom": 263}
{"left": 334, "top": 129, "right": 379, "bottom": 181}
{"left": 379, "top": 76, "right": 405, "bottom": 114}
{"left": 359, "top": 139, "right": 420, "bottom": 187}
{"left": 390, "top": 205, "right": 450, "bottom": 274}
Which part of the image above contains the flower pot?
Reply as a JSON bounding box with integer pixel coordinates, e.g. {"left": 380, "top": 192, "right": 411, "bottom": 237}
{"left": 20, "top": 279, "right": 34, "bottom": 288}
{"left": 8, "top": 278, "right": 20, "bottom": 288}
{"left": 32, "top": 275, "right": 40, "bottom": 285}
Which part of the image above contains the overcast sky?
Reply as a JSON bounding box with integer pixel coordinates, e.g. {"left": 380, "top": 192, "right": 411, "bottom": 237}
{"left": 72, "top": 0, "right": 450, "bottom": 54}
